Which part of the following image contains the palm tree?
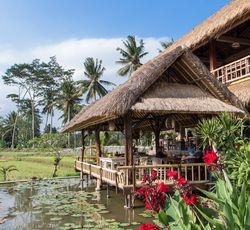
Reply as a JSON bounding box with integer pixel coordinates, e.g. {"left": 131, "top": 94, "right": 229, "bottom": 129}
{"left": 116, "top": 35, "right": 148, "bottom": 77}
{"left": 2, "top": 111, "right": 18, "bottom": 148}
{"left": 40, "top": 90, "right": 56, "bottom": 133}
{"left": 80, "top": 57, "right": 115, "bottom": 103}
{"left": 57, "top": 79, "right": 82, "bottom": 125}
{"left": 158, "top": 38, "right": 174, "bottom": 52}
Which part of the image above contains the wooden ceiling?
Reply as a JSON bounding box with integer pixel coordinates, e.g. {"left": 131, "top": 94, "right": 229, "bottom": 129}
{"left": 194, "top": 19, "right": 250, "bottom": 68}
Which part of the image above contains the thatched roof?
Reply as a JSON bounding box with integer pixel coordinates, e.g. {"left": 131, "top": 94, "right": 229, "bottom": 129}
{"left": 228, "top": 79, "right": 250, "bottom": 109}
{"left": 62, "top": 46, "right": 246, "bottom": 133}
{"left": 132, "top": 82, "right": 243, "bottom": 114}
{"left": 167, "top": 0, "right": 250, "bottom": 52}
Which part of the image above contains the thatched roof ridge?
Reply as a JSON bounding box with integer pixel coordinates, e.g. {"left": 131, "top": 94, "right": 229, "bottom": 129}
{"left": 166, "top": 0, "right": 250, "bottom": 52}
{"left": 62, "top": 46, "right": 246, "bottom": 133}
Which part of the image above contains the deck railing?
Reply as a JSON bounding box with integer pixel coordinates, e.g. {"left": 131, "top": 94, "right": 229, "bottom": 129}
{"left": 75, "top": 161, "right": 209, "bottom": 190}
{"left": 211, "top": 55, "right": 250, "bottom": 84}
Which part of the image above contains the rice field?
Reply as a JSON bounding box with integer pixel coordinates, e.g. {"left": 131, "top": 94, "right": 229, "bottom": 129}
{"left": 0, "top": 150, "right": 80, "bottom": 181}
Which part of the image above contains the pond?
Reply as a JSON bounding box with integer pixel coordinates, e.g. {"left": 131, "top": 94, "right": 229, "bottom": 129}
{"left": 0, "top": 177, "right": 152, "bottom": 230}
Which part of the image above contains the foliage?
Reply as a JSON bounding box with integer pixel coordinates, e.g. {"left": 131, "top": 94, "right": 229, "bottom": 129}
{"left": 138, "top": 112, "right": 250, "bottom": 230}
{"left": 196, "top": 112, "right": 244, "bottom": 158}
{"left": 135, "top": 170, "right": 168, "bottom": 213}
{"left": 116, "top": 35, "right": 148, "bottom": 77}
{"left": 28, "top": 133, "right": 68, "bottom": 149}
{"left": 158, "top": 38, "right": 174, "bottom": 52}
{"left": 57, "top": 77, "right": 82, "bottom": 125}
{"left": 0, "top": 165, "right": 18, "bottom": 181}
{"left": 52, "top": 151, "right": 63, "bottom": 177}
{"left": 79, "top": 57, "right": 115, "bottom": 103}
{"left": 226, "top": 142, "right": 250, "bottom": 192}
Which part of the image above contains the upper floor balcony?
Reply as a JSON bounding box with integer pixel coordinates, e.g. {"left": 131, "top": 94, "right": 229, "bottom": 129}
{"left": 211, "top": 55, "right": 250, "bottom": 85}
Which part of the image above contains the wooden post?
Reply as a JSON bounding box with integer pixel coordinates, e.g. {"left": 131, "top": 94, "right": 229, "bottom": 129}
{"left": 124, "top": 113, "right": 133, "bottom": 166}
{"left": 209, "top": 40, "right": 217, "bottom": 71}
{"left": 95, "top": 128, "right": 102, "bottom": 165}
{"left": 123, "top": 112, "right": 134, "bottom": 208}
{"left": 95, "top": 128, "right": 102, "bottom": 191}
{"left": 80, "top": 129, "right": 85, "bottom": 188}
{"left": 152, "top": 118, "right": 164, "bottom": 153}
{"left": 81, "top": 129, "right": 85, "bottom": 161}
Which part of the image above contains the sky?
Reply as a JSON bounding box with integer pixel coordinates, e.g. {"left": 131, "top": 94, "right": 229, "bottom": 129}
{"left": 0, "top": 0, "right": 231, "bottom": 128}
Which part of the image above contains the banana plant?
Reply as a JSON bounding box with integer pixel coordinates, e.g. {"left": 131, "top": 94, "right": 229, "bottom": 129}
{"left": 0, "top": 165, "right": 18, "bottom": 181}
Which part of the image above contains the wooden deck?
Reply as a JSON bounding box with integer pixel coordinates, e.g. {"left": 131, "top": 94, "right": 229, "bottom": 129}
{"left": 75, "top": 160, "right": 209, "bottom": 192}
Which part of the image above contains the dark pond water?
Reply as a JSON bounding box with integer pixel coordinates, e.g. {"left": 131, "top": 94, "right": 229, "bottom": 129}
{"left": 0, "top": 177, "right": 151, "bottom": 230}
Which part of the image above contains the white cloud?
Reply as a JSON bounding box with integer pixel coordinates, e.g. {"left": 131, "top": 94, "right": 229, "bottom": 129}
{"left": 0, "top": 36, "right": 170, "bottom": 119}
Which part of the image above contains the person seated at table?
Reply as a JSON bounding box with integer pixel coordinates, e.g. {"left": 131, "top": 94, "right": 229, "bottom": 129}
{"left": 147, "top": 146, "right": 156, "bottom": 156}
{"left": 182, "top": 143, "right": 196, "bottom": 162}
{"left": 182, "top": 144, "right": 203, "bottom": 163}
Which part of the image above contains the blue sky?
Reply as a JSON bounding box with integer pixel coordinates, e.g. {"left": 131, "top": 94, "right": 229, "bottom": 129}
{"left": 0, "top": 0, "right": 230, "bottom": 126}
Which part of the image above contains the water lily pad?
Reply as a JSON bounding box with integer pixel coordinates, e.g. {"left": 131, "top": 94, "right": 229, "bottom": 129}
{"left": 83, "top": 223, "right": 95, "bottom": 228}
{"left": 98, "top": 210, "right": 109, "bottom": 214}
{"left": 119, "top": 222, "right": 130, "bottom": 227}
{"left": 50, "top": 217, "right": 62, "bottom": 221}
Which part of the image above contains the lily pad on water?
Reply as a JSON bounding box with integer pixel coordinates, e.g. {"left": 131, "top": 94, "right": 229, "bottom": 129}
{"left": 98, "top": 210, "right": 109, "bottom": 214}
{"left": 119, "top": 222, "right": 130, "bottom": 227}
{"left": 83, "top": 223, "right": 95, "bottom": 228}
{"left": 50, "top": 217, "right": 62, "bottom": 221}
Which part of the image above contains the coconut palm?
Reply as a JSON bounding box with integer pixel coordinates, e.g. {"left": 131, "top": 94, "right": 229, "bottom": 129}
{"left": 80, "top": 57, "right": 115, "bottom": 103}
{"left": 116, "top": 35, "right": 148, "bottom": 77}
{"left": 158, "top": 38, "right": 174, "bottom": 52}
{"left": 57, "top": 79, "right": 82, "bottom": 125}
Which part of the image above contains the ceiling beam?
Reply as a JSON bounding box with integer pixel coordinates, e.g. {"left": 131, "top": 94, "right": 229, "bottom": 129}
{"left": 217, "top": 35, "right": 250, "bottom": 46}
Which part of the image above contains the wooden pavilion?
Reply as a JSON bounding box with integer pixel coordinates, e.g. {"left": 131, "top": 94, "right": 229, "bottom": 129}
{"left": 62, "top": 46, "right": 246, "bottom": 207}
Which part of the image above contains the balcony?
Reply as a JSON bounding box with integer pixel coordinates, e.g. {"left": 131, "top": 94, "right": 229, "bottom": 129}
{"left": 211, "top": 55, "right": 250, "bottom": 84}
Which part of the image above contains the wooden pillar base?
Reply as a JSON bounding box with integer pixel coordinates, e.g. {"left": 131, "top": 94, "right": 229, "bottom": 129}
{"left": 123, "top": 185, "right": 134, "bottom": 209}
{"left": 95, "top": 179, "right": 102, "bottom": 191}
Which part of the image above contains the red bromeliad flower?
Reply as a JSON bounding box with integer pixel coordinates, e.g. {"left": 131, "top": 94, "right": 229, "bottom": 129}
{"left": 177, "top": 176, "right": 186, "bottom": 186}
{"left": 203, "top": 149, "right": 218, "bottom": 164}
{"left": 151, "top": 169, "right": 158, "bottom": 178}
{"left": 140, "top": 223, "right": 162, "bottom": 230}
{"left": 157, "top": 182, "right": 168, "bottom": 193}
{"left": 166, "top": 169, "right": 178, "bottom": 179}
{"left": 135, "top": 172, "right": 169, "bottom": 212}
{"left": 182, "top": 194, "right": 199, "bottom": 206}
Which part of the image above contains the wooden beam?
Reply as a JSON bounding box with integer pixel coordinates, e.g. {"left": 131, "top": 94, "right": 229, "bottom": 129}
{"left": 209, "top": 40, "right": 217, "bottom": 71}
{"left": 217, "top": 35, "right": 250, "bottom": 46}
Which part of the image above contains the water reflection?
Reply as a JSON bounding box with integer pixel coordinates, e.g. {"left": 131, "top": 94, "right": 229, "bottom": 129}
{"left": 0, "top": 178, "right": 147, "bottom": 230}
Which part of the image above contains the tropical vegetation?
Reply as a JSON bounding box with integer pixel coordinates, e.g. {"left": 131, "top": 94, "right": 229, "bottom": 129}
{"left": 0, "top": 36, "right": 171, "bottom": 149}
{"left": 138, "top": 113, "right": 250, "bottom": 230}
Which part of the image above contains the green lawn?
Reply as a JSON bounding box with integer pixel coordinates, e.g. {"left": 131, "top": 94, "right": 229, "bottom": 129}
{"left": 0, "top": 150, "right": 80, "bottom": 182}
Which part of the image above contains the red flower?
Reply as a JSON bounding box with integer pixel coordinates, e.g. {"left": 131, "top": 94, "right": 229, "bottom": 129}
{"left": 157, "top": 182, "right": 168, "bottom": 193}
{"left": 151, "top": 169, "right": 158, "bottom": 178}
{"left": 166, "top": 170, "right": 178, "bottom": 179}
{"left": 203, "top": 149, "right": 218, "bottom": 164}
{"left": 177, "top": 176, "right": 186, "bottom": 186}
{"left": 183, "top": 194, "right": 199, "bottom": 206}
{"left": 140, "top": 223, "right": 162, "bottom": 230}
